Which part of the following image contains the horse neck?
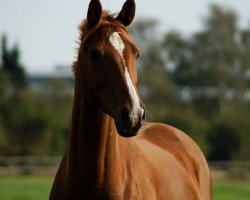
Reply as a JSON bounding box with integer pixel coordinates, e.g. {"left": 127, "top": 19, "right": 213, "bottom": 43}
{"left": 66, "top": 77, "right": 120, "bottom": 190}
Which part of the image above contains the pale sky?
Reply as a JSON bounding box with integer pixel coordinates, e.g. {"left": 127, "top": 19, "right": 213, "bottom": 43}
{"left": 0, "top": 0, "right": 249, "bottom": 73}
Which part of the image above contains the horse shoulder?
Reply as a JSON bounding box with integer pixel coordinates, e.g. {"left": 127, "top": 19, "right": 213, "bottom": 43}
{"left": 138, "top": 123, "right": 212, "bottom": 200}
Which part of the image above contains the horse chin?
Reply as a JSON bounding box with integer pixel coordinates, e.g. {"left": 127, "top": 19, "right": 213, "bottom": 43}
{"left": 103, "top": 108, "right": 143, "bottom": 137}
{"left": 116, "top": 128, "right": 139, "bottom": 137}
{"left": 115, "top": 123, "right": 142, "bottom": 138}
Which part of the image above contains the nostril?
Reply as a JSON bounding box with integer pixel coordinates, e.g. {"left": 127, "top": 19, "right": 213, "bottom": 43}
{"left": 142, "top": 107, "right": 146, "bottom": 121}
{"left": 138, "top": 115, "right": 141, "bottom": 122}
{"left": 121, "top": 107, "right": 130, "bottom": 122}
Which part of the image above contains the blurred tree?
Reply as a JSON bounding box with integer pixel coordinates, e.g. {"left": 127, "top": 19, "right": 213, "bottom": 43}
{"left": 130, "top": 19, "right": 209, "bottom": 151}
{"left": 0, "top": 120, "right": 7, "bottom": 151}
{"left": 207, "top": 118, "right": 241, "bottom": 160}
{"left": 1, "top": 90, "right": 46, "bottom": 155}
{"left": 163, "top": 4, "right": 246, "bottom": 117}
{"left": 0, "top": 68, "right": 10, "bottom": 105}
{"left": 1, "top": 34, "right": 27, "bottom": 89}
{"left": 0, "top": 34, "right": 72, "bottom": 156}
{"left": 0, "top": 4, "right": 250, "bottom": 160}
{"left": 0, "top": 69, "right": 8, "bottom": 151}
{"left": 221, "top": 106, "right": 250, "bottom": 160}
{"left": 161, "top": 5, "right": 250, "bottom": 159}
{"left": 240, "top": 29, "right": 250, "bottom": 93}
{"left": 39, "top": 78, "right": 72, "bottom": 155}
{"left": 1, "top": 78, "right": 72, "bottom": 156}
{"left": 130, "top": 19, "right": 177, "bottom": 121}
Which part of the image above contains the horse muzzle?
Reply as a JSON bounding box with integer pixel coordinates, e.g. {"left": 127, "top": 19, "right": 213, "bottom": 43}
{"left": 115, "top": 105, "right": 145, "bottom": 137}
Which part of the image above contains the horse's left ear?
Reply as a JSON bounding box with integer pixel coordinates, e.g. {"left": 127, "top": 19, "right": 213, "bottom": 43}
{"left": 116, "top": 0, "right": 136, "bottom": 26}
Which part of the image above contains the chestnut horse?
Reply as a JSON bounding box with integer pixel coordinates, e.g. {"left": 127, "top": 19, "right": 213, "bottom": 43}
{"left": 49, "top": 0, "right": 211, "bottom": 199}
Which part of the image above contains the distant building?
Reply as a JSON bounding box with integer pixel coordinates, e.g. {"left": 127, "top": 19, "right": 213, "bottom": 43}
{"left": 28, "top": 65, "right": 74, "bottom": 91}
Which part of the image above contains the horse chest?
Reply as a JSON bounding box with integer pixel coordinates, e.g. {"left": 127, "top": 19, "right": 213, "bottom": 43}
{"left": 102, "top": 139, "right": 202, "bottom": 200}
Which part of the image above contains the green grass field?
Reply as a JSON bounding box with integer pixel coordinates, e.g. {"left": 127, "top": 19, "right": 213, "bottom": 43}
{"left": 0, "top": 176, "right": 52, "bottom": 200}
{"left": 0, "top": 176, "right": 250, "bottom": 200}
{"left": 213, "top": 180, "right": 250, "bottom": 200}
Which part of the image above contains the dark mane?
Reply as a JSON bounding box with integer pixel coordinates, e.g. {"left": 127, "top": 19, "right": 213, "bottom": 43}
{"left": 72, "top": 11, "right": 122, "bottom": 76}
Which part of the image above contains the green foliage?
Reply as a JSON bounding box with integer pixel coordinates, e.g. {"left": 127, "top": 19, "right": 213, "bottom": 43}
{"left": 0, "top": 78, "right": 72, "bottom": 156}
{"left": 130, "top": 19, "right": 177, "bottom": 121}
{"left": 0, "top": 122, "right": 7, "bottom": 151}
{"left": 207, "top": 118, "right": 241, "bottom": 160}
{"left": 1, "top": 34, "right": 27, "bottom": 88}
{"left": 131, "top": 4, "right": 250, "bottom": 160}
{"left": 163, "top": 4, "right": 247, "bottom": 117}
{"left": 38, "top": 78, "right": 72, "bottom": 155}
{"left": 0, "top": 35, "right": 72, "bottom": 156}
{"left": 1, "top": 4, "right": 250, "bottom": 160}
{"left": 0, "top": 70, "right": 9, "bottom": 150}
{"left": 221, "top": 106, "right": 250, "bottom": 160}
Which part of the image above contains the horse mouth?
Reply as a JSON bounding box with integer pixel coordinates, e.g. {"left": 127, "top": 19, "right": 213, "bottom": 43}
{"left": 115, "top": 122, "right": 142, "bottom": 137}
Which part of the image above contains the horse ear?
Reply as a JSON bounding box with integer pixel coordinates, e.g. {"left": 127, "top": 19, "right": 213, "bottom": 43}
{"left": 116, "top": 0, "right": 136, "bottom": 26}
{"left": 87, "top": 0, "right": 102, "bottom": 28}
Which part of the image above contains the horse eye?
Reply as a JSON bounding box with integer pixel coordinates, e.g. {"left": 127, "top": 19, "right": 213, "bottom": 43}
{"left": 89, "top": 49, "right": 100, "bottom": 61}
{"left": 136, "top": 52, "right": 140, "bottom": 59}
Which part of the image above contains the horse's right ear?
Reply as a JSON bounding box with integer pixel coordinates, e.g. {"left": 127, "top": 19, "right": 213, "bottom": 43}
{"left": 87, "top": 0, "right": 102, "bottom": 28}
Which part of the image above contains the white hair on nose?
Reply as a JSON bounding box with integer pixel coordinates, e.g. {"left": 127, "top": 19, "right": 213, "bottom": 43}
{"left": 109, "top": 32, "right": 141, "bottom": 117}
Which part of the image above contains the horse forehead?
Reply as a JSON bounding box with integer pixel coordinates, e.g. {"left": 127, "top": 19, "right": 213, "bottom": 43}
{"left": 88, "top": 28, "right": 127, "bottom": 48}
{"left": 108, "top": 30, "right": 133, "bottom": 54}
{"left": 109, "top": 32, "right": 125, "bottom": 54}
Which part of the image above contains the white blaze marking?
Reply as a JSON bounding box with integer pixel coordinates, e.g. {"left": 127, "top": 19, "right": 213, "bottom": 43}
{"left": 109, "top": 32, "right": 125, "bottom": 57}
{"left": 109, "top": 32, "right": 141, "bottom": 117}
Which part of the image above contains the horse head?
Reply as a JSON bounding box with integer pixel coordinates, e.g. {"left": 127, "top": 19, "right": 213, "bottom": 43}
{"left": 76, "top": 0, "right": 145, "bottom": 137}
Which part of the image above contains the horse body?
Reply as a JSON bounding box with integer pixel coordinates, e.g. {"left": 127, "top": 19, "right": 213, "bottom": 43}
{"left": 105, "top": 124, "right": 209, "bottom": 200}
{"left": 50, "top": 104, "right": 210, "bottom": 200}
{"left": 50, "top": 1, "right": 211, "bottom": 199}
